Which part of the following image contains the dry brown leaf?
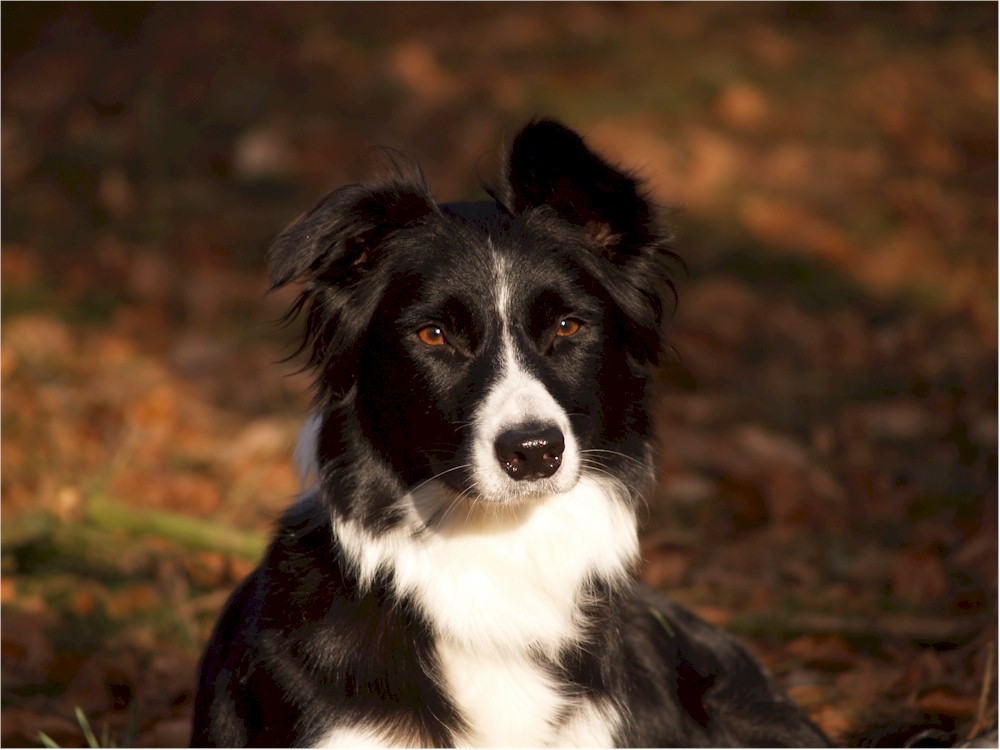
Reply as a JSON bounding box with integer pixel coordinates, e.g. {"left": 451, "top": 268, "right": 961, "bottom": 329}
{"left": 715, "top": 82, "right": 770, "bottom": 132}
{"left": 890, "top": 551, "right": 950, "bottom": 605}
{"left": 917, "top": 688, "right": 979, "bottom": 718}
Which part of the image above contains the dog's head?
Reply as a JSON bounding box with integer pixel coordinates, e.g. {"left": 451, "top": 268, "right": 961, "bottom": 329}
{"left": 271, "top": 121, "right": 676, "bottom": 509}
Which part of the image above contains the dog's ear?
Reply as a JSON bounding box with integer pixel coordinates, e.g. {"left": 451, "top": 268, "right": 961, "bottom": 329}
{"left": 268, "top": 168, "right": 437, "bottom": 400}
{"left": 501, "top": 120, "right": 679, "bottom": 371}
{"left": 268, "top": 171, "right": 437, "bottom": 291}
{"left": 500, "top": 119, "right": 657, "bottom": 257}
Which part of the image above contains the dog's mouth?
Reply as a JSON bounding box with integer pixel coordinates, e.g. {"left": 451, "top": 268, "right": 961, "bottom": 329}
{"left": 408, "top": 466, "right": 583, "bottom": 533}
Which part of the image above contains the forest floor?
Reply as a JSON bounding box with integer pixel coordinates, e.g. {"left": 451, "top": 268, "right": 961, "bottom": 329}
{"left": 1, "top": 4, "right": 996, "bottom": 747}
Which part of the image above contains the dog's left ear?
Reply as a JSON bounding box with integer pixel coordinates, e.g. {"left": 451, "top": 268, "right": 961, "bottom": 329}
{"left": 501, "top": 120, "right": 677, "bottom": 370}
{"left": 500, "top": 120, "right": 659, "bottom": 257}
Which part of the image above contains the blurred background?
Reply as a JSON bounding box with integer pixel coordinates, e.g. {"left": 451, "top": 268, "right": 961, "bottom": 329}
{"left": 1, "top": 3, "right": 996, "bottom": 746}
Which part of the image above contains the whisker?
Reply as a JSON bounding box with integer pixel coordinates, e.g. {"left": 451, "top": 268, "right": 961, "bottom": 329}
{"left": 580, "top": 448, "right": 647, "bottom": 468}
{"left": 409, "top": 464, "right": 471, "bottom": 496}
{"left": 452, "top": 484, "right": 479, "bottom": 523}
{"left": 577, "top": 459, "right": 649, "bottom": 516}
{"left": 423, "top": 474, "right": 482, "bottom": 530}
{"left": 578, "top": 464, "right": 629, "bottom": 485}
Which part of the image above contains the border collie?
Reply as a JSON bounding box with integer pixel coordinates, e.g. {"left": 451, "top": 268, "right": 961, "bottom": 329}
{"left": 191, "top": 120, "right": 829, "bottom": 747}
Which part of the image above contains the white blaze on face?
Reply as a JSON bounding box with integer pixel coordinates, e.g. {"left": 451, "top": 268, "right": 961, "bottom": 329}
{"left": 469, "top": 253, "right": 581, "bottom": 502}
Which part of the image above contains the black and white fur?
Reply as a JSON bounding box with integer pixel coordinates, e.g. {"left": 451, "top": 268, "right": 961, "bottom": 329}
{"left": 191, "top": 120, "right": 829, "bottom": 747}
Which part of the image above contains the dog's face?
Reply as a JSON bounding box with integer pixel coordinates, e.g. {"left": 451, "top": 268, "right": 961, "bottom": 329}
{"left": 270, "top": 121, "right": 675, "bottom": 510}
{"left": 355, "top": 214, "right": 614, "bottom": 503}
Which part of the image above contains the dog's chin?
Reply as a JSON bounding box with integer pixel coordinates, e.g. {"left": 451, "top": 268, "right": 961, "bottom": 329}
{"left": 476, "top": 475, "right": 579, "bottom": 505}
{"left": 472, "top": 466, "right": 582, "bottom": 505}
{"left": 425, "top": 460, "right": 580, "bottom": 503}
{"left": 410, "top": 468, "right": 583, "bottom": 528}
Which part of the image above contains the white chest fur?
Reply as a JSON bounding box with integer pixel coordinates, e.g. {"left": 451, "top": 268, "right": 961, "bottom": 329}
{"left": 436, "top": 642, "right": 617, "bottom": 747}
{"left": 331, "top": 476, "right": 638, "bottom": 747}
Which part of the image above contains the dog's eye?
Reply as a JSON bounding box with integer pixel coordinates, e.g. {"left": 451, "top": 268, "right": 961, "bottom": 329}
{"left": 417, "top": 325, "right": 446, "bottom": 346}
{"left": 556, "top": 318, "right": 582, "bottom": 338}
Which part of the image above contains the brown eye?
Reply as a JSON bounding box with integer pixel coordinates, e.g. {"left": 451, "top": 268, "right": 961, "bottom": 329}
{"left": 556, "top": 318, "right": 581, "bottom": 338}
{"left": 417, "top": 325, "right": 446, "bottom": 346}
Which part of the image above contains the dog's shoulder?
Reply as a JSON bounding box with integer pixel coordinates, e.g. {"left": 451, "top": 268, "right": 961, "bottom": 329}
{"left": 191, "top": 562, "right": 263, "bottom": 746}
{"left": 191, "top": 493, "right": 343, "bottom": 746}
{"left": 622, "top": 585, "right": 830, "bottom": 747}
{"left": 193, "top": 491, "right": 463, "bottom": 747}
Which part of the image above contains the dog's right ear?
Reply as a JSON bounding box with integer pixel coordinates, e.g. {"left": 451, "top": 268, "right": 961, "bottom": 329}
{"left": 268, "top": 172, "right": 437, "bottom": 291}
{"left": 268, "top": 169, "right": 437, "bottom": 400}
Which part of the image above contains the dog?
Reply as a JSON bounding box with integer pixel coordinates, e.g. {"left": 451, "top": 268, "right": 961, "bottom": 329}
{"left": 191, "top": 120, "right": 830, "bottom": 747}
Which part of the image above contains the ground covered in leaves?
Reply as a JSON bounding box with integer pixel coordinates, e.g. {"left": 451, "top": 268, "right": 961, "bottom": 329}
{"left": 2, "top": 4, "right": 996, "bottom": 747}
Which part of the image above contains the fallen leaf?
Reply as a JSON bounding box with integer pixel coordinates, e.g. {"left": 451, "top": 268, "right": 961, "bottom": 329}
{"left": 917, "top": 688, "right": 978, "bottom": 718}
{"left": 715, "top": 82, "right": 770, "bottom": 131}
{"left": 890, "top": 551, "right": 949, "bottom": 605}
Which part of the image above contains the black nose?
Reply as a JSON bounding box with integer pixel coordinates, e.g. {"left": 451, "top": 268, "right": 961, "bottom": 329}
{"left": 495, "top": 425, "right": 565, "bottom": 481}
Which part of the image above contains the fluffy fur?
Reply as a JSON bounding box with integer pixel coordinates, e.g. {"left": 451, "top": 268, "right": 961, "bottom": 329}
{"left": 191, "top": 120, "right": 829, "bottom": 747}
